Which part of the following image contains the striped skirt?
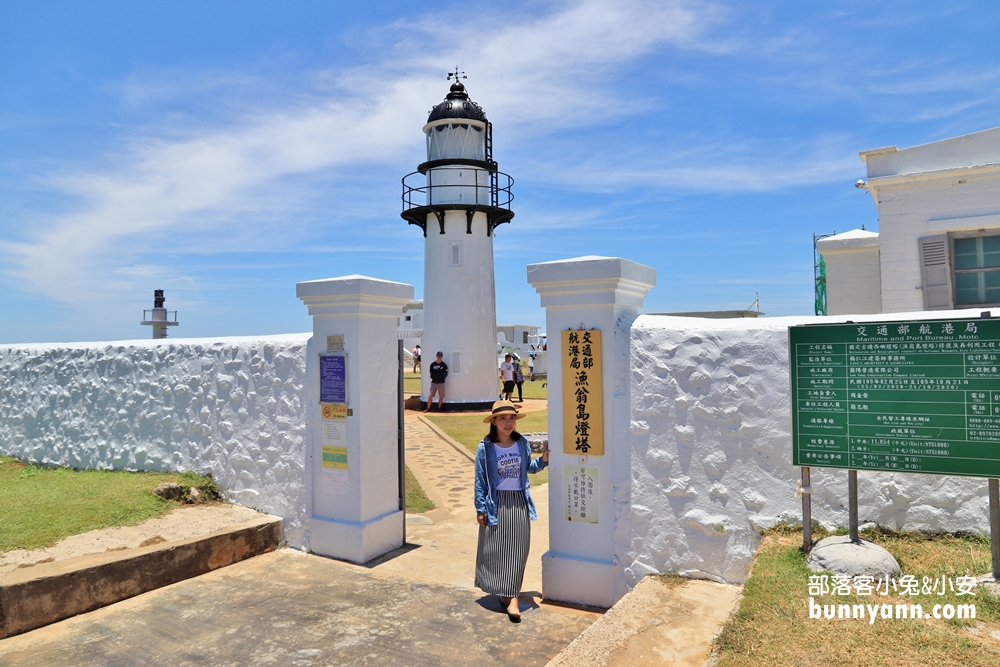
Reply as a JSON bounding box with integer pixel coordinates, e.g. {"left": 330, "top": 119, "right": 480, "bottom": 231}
{"left": 475, "top": 490, "right": 530, "bottom": 598}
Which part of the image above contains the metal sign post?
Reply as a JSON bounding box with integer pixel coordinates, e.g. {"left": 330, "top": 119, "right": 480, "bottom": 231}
{"left": 801, "top": 466, "right": 812, "bottom": 551}
{"left": 848, "top": 470, "right": 860, "bottom": 543}
{"left": 990, "top": 478, "right": 1000, "bottom": 580}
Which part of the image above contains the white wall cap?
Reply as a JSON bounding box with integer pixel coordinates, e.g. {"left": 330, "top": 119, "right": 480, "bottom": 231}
{"left": 527, "top": 256, "right": 656, "bottom": 309}
{"left": 816, "top": 229, "right": 880, "bottom": 253}
{"left": 296, "top": 275, "right": 413, "bottom": 301}
{"left": 0, "top": 332, "right": 311, "bottom": 351}
{"left": 527, "top": 256, "right": 657, "bottom": 289}
{"left": 858, "top": 146, "right": 897, "bottom": 162}
{"left": 297, "top": 275, "right": 414, "bottom": 317}
{"left": 863, "top": 126, "right": 1000, "bottom": 179}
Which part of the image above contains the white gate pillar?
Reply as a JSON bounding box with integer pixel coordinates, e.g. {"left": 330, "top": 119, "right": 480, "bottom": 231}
{"left": 297, "top": 274, "right": 413, "bottom": 563}
{"left": 527, "top": 256, "right": 656, "bottom": 607}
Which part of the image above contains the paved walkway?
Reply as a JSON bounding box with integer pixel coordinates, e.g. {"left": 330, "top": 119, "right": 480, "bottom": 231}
{"left": 371, "top": 413, "right": 546, "bottom": 594}
{"left": 0, "top": 548, "right": 599, "bottom": 667}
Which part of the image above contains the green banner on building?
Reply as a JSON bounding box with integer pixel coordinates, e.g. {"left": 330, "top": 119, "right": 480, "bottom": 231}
{"left": 790, "top": 318, "right": 1000, "bottom": 477}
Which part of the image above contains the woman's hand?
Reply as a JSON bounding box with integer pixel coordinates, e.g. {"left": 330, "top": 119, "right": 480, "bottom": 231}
{"left": 476, "top": 513, "right": 487, "bottom": 527}
{"left": 541, "top": 443, "right": 549, "bottom": 463}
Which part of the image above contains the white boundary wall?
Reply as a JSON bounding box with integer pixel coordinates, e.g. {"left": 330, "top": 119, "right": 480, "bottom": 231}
{"left": 625, "top": 311, "right": 996, "bottom": 585}
{"left": 0, "top": 334, "right": 311, "bottom": 548}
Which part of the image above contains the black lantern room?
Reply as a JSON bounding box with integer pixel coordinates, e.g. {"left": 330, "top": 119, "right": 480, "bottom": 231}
{"left": 401, "top": 75, "right": 514, "bottom": 237}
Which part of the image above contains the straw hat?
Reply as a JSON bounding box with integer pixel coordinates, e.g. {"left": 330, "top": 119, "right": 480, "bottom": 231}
{"left": 482, "top": 400, "right": 525, "bottom": 423}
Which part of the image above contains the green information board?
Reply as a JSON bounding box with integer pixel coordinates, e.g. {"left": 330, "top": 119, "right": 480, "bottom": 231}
{"left": 790, "top": 317, "right": 1000, "bottom": 478}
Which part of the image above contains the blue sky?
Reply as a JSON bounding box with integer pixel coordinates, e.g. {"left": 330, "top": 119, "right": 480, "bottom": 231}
{"left": 2, "top": 1, "right": 998, "bottom": 343}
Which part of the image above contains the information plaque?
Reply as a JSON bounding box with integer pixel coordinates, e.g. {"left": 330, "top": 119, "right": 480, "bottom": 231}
{"left": 562, "top": 329, "right": 604, "bottom": 455}
{"left": 790, "top": 317, "right": 1000, "bottom": 478}
{"left": 319, "top": 354, "right": 346, "bottom": 404}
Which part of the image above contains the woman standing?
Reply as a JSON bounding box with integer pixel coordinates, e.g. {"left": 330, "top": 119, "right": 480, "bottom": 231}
{"left": 474, "top": 400, "right": 549, "bottom": 620}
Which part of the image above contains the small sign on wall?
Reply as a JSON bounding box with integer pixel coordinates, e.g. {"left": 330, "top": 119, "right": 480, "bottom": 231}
{"left": 321, "top": 403, "right": 347, "bottom": 420}
{"left": 319, "top": 354, "right": 347, "bottom": 404}
{"left": 321, "top": 397, "right": 348, "bottom": 494}
{"left": 562, "top": 329, "right": 604, "bottom": 455}
{"left": 565, "top": 465, "right": 598, "bottom": 523}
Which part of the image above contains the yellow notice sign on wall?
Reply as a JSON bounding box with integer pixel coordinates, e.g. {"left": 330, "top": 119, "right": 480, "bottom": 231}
{"left": 321, "top": 403, "right": 347, "bottom": 420}
{"left": 562, "top": 329, "right": 603, "bottom": 455}
{"left": 322, "top": 445, "right": 348, "bottom": 495}
{"left": 322, "top": 445, "right": 348, "bottom": 470}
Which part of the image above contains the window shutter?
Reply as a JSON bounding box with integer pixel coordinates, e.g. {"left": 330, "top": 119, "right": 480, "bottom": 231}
{"left": 919, "top": 235, "right": 953, "bottom": 310}
{"left": 451, "top": 351, "right": 462, "bottom": 374}
{"left": 449, "top": 241, "right": 462, "bottom": 268}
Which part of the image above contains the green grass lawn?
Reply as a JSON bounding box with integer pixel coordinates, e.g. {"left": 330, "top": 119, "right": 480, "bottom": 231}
{"left": 404, "top": 464, "right": 435, "bottom": 514}
{"left": 0, "top": 455, "right": 220, "bottom": 552}
{"left": 403, "top": 369, "right": 421, "bottom": 394}
{"left": 714, "top": 525, "right": 1000, "bottom": 667}
{"left": 425, "top": 410, "right": 549, "bottom": 486}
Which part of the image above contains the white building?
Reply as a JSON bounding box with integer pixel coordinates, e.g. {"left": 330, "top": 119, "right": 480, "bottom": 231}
{"left": 819, "top": 126, "right": 1000, "bottom": 315}
{"left": 496, "top": 324, "right": 539, "bottom": 355}
{"left": 401, "top": 78, "right": 515, "bottom": 409}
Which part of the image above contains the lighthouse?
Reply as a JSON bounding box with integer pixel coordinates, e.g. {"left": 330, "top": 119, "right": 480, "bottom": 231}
{"left": 402, "top": 72, "right": 514, "bottom": 409}
{"left": 139, "top": 289, "right": 179, "bottom": 339}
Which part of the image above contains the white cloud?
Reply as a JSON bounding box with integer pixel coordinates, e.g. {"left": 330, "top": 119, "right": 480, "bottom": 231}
{"left": 5, "top": 0, "right": 984, "bottom": 314}
{"left": 2, "top": 0, "right": 727, "bottom": 306}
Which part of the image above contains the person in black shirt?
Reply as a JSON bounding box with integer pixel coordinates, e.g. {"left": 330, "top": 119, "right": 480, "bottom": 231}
{"left": 425, "top": 351, "right": 448, "bottom": 412}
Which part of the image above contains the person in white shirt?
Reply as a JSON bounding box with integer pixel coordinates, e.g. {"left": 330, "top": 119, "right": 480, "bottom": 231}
{"left": 498, "top": 354, "right": 515, "bottom": 401}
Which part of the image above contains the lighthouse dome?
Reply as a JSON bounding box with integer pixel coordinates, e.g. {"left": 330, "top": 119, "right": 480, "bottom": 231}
{"left": 427, "top": 82, "right": 488, "bottom": 123}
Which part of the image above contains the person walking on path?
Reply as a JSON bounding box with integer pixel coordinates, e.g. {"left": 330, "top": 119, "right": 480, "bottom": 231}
{"left": 512, "top": 360, "right": 525, "bottom": 402}
{"left": 474, "top": 400, "right": 548, "bottom": 620}
{"left": 527, "top": 355, "right": 535, "bottom": 382}
{"left": 424, "top": 351, "right": 447, "bottom": 412}
{"left": 499, "top": 354, "right": 516, "bottom": 401}
{"left": 412, "top": 344, "right": 421, "bottom": 374}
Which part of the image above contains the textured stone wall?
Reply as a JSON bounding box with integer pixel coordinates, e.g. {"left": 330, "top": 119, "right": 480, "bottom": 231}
{"left": 625, "top": 314, "right": 992, "bottom": 585}
{"left": 0, "top": 334, "right": 311, "bottom": 548}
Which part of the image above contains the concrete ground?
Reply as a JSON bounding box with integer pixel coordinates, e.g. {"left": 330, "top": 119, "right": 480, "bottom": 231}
{"left": 0, "top": 411, "right": 741, "bottom": 666}
{"left": 0, "top": 548, "right": 598, "bottom": 667}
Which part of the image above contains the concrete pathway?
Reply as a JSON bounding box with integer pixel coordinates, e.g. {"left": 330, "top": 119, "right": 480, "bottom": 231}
{"left": 0, "top": 548, "right": 598, "bottom": 667}
{"left": 373, "top": 413, "right": 546, "bottom": 595}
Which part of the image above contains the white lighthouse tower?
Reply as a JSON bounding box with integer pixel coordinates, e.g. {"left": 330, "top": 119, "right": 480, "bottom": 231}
{"left": 140, "top": 289, "right": 179, "bottom": 339}
{"left": 402, "top": 72, "right": 514, "bottom": 409}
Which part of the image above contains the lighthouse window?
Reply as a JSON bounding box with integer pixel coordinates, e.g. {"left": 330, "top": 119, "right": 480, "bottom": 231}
{"left": 451, "top": 351, "right": 462, "bottom": 375}
{"left": 449, "top": 241, "right": 463, "bottom": 268}
{"left": 426, "top": 123, "right": 486, "bottom": 161}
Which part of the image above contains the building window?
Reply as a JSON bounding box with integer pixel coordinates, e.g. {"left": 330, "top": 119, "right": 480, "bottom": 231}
{"left": 449, "top": 241, "right": 462, "bottom": 268}
{"left": 405, "top": 315, "right": 411, "bottom": 321}
{"left": 451, "top": 350, "right": 462, "bottom": 375}
{"left": 523, "top": 331, "right": 528, "bottom": 344}
{"left": 954, "top": 235, "right": 1000, "bottom": 306}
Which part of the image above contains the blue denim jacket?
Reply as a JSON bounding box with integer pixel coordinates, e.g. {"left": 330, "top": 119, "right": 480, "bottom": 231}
{"left": 474, "top": 435, "right": 548, "bottom": 526}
